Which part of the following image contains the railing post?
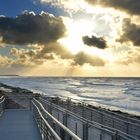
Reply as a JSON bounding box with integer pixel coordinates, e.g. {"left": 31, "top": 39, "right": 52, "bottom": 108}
{"left": 125, "top": 122, "right": 129, "bottom": 134}
{"left": 100, "top": 133, "right": 103, "bottom": 140}
{"left": 49, "top": 102, "right": 52, "bottom": 114}
{"left": 113, "top": 131, "right": 119, "bottom": 140}
{"left": 75, "top": 122, "right": 78, "bottom": 135}
{"left": 29, "top": 97, "right": 32, "bottom": 110}
{"left": 83, "top": 122, "right": 88, "bottom": 140}
{"left": 67, "top": 98, "right": 71, "bottom": 111}
{"left": 101, "top": 112, "right": 104, "bottom": 124}
{"left": 58, "top": 112, "right": 60, "bottom": 121}
{"left": 63, "top": 112, "right": 68, "bottom": 127}
{"left": 91, "top": 111, "right": 93, "bottom": 121}
{"left": 60, "top": 128, "right": 66, "bottom": 140}
{"left": 82, "top": 103, "right": 85, "bottom": 118}
{"left": 112, "top": 133, "right": 117, "bottom": 140}
{"left": 112, "top": 119, "right": 115, "bottom": 128}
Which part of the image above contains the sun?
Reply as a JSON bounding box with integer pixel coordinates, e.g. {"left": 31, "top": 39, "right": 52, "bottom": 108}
{"left": 58, "top": 18, "right": 94, "bottom": 54}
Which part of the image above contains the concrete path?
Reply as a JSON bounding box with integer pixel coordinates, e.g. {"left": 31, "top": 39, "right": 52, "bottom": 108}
{"left": 0, "top": 109, "right": 42, "bottom": 140}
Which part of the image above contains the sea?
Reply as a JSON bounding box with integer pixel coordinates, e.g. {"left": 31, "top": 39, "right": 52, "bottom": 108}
{"left": 0, "top": 77, "right": 140, "bottom": 116}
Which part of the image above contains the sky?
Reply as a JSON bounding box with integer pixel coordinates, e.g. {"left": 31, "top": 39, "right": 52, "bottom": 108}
{"left": 0, "top": 0, "right": 140, "bottom": 76}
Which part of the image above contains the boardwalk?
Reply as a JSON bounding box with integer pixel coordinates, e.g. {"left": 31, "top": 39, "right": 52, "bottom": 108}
{"left": 0, "top": 109, "right": 42, "bottom": 140}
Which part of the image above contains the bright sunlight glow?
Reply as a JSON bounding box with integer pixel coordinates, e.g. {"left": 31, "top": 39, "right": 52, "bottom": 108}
{"left": 59, "top": 18, "right": 95, "bottom": 54}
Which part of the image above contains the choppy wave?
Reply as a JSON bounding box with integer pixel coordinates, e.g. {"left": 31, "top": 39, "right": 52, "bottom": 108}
{"left": 0, "top": 77, "right": 140, "bottom": 115}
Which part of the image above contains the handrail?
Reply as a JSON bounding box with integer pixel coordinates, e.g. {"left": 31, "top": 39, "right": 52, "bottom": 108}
{"left": 0, "top": 97, "right": 5, "bottom": 104}
{"left": 33, "top": 98, "right": 81, "bottom": 140}
{"left": 40, "top": 97, "right": 139, "bottom": 140}
{"left": 0, "top": 96, "right": 4, "bottom": 100}
{"left": 32, "top": 100, "right": 61, "bottom": 140}
{"left": 40, "top": 98, "right": 116, "bottom": 133}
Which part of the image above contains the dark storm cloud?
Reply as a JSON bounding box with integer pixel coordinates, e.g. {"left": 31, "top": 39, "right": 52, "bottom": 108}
{"left": 73, "top": 51, "right": 104, "bottom": 66}
{"left": 0, "top": 11, "right": 66, "bottom": 45}
{"left": 86, "top": 0, "right": 140, "bottom": 15}
{"left": 118, "top": 18, "right": 140, "bottom": 46}
{"left": 82, "top": 35, "right": 107, "bottom": 49}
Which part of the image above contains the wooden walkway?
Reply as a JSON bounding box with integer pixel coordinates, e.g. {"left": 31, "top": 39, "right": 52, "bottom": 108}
{"left": 0, "top": 109, "right": 42, "bottom": 140}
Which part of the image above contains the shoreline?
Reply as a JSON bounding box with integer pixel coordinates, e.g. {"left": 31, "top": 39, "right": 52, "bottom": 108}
{"left": 0, "top": 82, "right": 140, "bottom": 120}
